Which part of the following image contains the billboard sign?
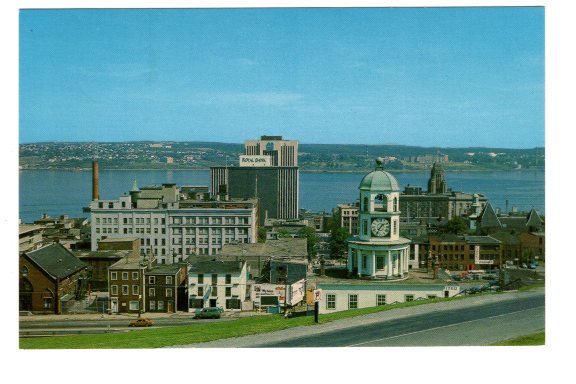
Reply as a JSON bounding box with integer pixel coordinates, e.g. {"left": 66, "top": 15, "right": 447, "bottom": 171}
{"left": 239, "top": 155, "right": 271, "bottom": 167}
{"left": 254, "top": 280, "right": 306, "bottom": 306}
{"left": 253, "top": 284, "right": 285, "bottom": 305}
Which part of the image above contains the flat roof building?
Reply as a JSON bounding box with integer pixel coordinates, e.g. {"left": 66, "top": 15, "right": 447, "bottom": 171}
{"left": 89, "top": 183, "right": 259, "bottom": 264}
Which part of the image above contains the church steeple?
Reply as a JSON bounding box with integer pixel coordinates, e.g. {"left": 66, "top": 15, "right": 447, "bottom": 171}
{"left": 131, "top": 179, "right": 140, "bottom": 192}
{"left": 129, "top": 179, "right": 141, "bottom": 207}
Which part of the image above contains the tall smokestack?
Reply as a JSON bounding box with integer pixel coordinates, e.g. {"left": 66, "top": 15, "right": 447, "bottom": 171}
{"left": 92, "top": 160, "right": 99, "bottom": 201}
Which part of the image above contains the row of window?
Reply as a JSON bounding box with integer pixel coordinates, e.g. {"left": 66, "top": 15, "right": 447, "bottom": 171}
{"left": 325, "top": 293, "right": 437, "bottom": 310}
{"left": 149, "top": 300, "right": 172, "bottom": 310}
{"left": 110, "top": 272, "right": 173, "bottom": 285}
{"left": 95, "top": 216, "right": 250, "bottom": 226}
{"left": 97, "top": 201, "right": 126, "bottom": 209}
{"left": 110, "top": 285, "right": 173, "bottom": 297}
{"left": 197, "top": 274, "right": 233, "bottom": 284}
{"left": 96, "top": 227, "right": 249, "bottom": 236}
{"left": 195, "top": 286, "right": 233, "bottom": 297}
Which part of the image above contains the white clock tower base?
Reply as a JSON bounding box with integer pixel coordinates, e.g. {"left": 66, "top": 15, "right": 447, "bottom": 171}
{"left": 347, "top": 159, "right": 411, "bottom": 280}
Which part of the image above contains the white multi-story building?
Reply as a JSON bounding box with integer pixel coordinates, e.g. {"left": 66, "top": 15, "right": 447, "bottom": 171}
{"left": 89, "top": 183, "right": 258, "bottom": 264}
{"left": 187, "top": 260, "right": 248, "bottom": 311}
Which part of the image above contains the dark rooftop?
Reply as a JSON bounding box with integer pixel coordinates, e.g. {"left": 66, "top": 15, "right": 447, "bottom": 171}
{"left": 188, "top": 259, "right": 245, "bottom": 274}
{"left": 146, "top": 264, "right": 183, "bottom": 275}
{"left": 25, "top": 243, "right": 87, "bottom": 279}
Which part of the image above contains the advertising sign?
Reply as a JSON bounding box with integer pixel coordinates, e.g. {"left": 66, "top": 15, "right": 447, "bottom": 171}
{"left": 239, "top": 155, "right": 271, "bottom": 167}
{"left": 289, "top": 279, "right": 305, "bottom": 306}
{"left": 254, "top": 280, "right": 306, "bottom": 306}
{"left": 253, "top": 284, "right": 285, "bottom": 305}
{"left": 474, "top": 245, "right": 493, "bottom": 265}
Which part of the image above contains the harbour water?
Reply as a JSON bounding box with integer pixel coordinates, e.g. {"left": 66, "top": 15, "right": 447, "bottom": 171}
{"left": 18, "top": 169, "right": 544, "bottom": 224}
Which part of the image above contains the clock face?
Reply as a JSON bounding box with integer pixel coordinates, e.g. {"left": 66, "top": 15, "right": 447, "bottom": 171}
{"left": 371, "top": 218, "right": 390, "bottom": 237}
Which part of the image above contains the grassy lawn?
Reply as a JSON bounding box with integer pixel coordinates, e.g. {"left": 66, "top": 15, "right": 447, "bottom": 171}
{"left": 492, "top": 331, "right": 545, "bottom": 346}
{"left": 21, "top": 288, "right": 545, "bottom": 349}
{"left": 20, "top": 294, "right": 483, "bottom": 349}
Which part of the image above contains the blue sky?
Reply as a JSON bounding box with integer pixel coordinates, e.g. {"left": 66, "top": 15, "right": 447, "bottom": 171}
{"left": 19, "top": 7, "right": 544, "bottom": 147}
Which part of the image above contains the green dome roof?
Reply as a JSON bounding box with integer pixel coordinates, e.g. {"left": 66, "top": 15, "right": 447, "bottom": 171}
{"left": 359, "top": 170, "right": 400, "bottom": 192}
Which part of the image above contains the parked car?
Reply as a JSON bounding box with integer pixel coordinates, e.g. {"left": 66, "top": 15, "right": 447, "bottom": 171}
{"left": 129, "top": 318, "right": 154, "bottom": 327}
{"left": 468, "top": 286, "right": 482, "bottom": 294}
{"left": 528, "top": 263, "right": 536, "bottom": 269}
{"left": 195, "top": 307, "right": 222, "bottom": 319}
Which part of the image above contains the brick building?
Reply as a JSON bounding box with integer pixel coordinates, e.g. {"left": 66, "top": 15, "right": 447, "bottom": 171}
{"left": 108, "top": 255, "right": 152, "bottom": 314}
{"left": 427, "top": 234, "right": 502, "bottom": 271}
{"left": 19, "top": 243, "right": 88, "bottom": 314}
{"left": 145, "top": 264, "right": 188, "bottom": 313}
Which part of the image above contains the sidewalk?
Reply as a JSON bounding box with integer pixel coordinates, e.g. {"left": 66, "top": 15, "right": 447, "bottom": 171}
{"left": 18, "top": 308, "right": 270, "bottom": 322}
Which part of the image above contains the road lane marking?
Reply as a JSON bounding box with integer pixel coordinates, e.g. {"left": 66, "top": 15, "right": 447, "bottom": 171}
{"left": 346, "top": 306, "right": 544, "bottom": 347}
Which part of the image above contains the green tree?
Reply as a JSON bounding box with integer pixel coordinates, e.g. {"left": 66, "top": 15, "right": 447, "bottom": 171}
{"left": 299, "top": 226, "right": 319, "bottom": 262}
{"left": 442, "top": 216, "right": 468, "bottom": 235}
{"left": 327, "top": 210, "right": 341, "bottom": 232}
{"left": 330, "top": 227, "right": 350, "bottom": 260}
{"left": 277, "top": 228, "right": 291, "bottom": 238}
{"left": 258, "top": 227, "right": 267, "bottom": 243}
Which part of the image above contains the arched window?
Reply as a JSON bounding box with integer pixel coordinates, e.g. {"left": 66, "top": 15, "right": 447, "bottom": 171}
{"left": 19, "top": 278, "right": 33, "bottom": 311}
{"left": 393, "top": 197, "right": 398, "bottom": 212}
{"left": 363, "top": 197, "right": 369, "bottom": 212}
{"left": 374, "top": 194, "right": 387, "bottom": 212}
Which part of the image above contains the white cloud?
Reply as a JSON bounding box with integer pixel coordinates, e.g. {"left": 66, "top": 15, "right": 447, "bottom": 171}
{"left": 72, "top": 63, "right": 157, "bottom": 81}
{"left": 201, "top": 91, "right": 304, "bottom": 106}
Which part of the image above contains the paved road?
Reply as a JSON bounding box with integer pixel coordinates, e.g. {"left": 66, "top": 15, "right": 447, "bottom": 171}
{"left": 174, "top": 289, "right": 544, "bottom": 348}
{"left": 260, "top": 295, "right": 544, "bottom": 347}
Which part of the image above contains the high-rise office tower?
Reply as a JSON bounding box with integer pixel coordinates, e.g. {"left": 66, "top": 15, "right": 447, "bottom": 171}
{"left": 211, "top": 136, "right": 299, "bottom": 224}
{"left": 244, "top": 135, "right": 298, "bottom": 166}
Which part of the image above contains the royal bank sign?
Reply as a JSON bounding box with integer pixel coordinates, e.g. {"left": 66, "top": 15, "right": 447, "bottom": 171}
{"left": 239, "top": 155, "right": 271, "bottom": 167}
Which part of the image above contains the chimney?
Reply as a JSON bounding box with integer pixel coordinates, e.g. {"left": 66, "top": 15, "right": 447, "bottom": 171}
{"left": 92, "top": 160, "right": 99, "bottom": 201}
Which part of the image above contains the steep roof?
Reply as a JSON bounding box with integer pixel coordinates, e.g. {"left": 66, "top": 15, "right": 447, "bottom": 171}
{"left": 489, "top": 231, "right": 521, "bottom": 245}
{"left": 478, "top": 203, "right": 502, "bottom": 230}
{"left": 25, "top": 243, "right": 87, "bottom": 280}
{"left": 526, "top": 208, "right": 544, "bottom": 229}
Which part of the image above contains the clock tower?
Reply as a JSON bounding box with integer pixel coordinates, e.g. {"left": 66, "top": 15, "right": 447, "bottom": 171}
{"left": 347, "top": 158, "right": 411, "bottom": 279}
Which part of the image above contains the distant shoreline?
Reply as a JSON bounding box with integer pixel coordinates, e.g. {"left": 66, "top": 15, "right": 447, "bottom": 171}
{"left": 19, "top": 167, "right": 545, "bottom": 173}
